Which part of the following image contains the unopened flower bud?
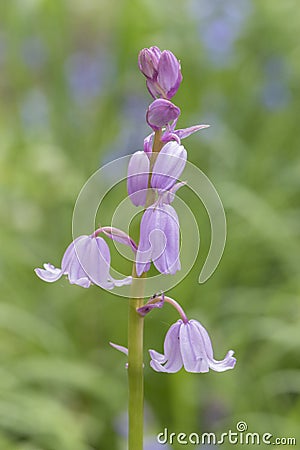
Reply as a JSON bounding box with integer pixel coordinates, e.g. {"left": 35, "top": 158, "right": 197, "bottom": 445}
{"left": 139, "top": 46, "right": 182, "bottom": 99}
{"left": 146, "top": 99, "right": 180, "bottom": 131}
{"left": 157, "top": 50, "right": 182, "bottom": 99}
{"left": 138, "top": 46, "right": 161, "bottom": 79}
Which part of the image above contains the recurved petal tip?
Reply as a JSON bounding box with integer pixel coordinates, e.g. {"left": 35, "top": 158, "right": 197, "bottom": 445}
{"left": 34, "top": 263, "right": 62, "bottom": 283}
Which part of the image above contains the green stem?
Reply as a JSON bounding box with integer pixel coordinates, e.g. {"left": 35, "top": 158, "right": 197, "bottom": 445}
{"left": 128, "top": 267, "right": 145, "bottom": 450}
{"left": 127, "top": 129, "right": 163, "bottom": 450}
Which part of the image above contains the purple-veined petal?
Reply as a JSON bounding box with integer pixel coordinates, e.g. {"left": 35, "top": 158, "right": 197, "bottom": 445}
{"left": 136, "top": 204, "right": 180, "bottom": 276}
{"left": 34, "top": 263, "right": 63, "bottom": 283}
{"left": 68, "top": 236, "right": 92, "bottom": 287}
{"left": 174, "top": 124, "right": 210, "bottom": 139}
{"left": 61, "top": 235, "right": 87, "bottom": 273}
{"left": 146, "top": 79, "right": 164, "bottom": 99}
{"left": 152, "top": 204, "right": 181, "bottom": 275}
{"left": 138, "top": 47, "right": 161, "bottom": 79}
{"left": 180, "top": 321, "right": 209, "bottom": 373}
{"left": 151, "top": 141, "right": 187, "bottom": 192}
{"left": 143, "top": 132, "right": 154, "bottom": 155}
{"left": 135, "top": 207, "right": 156, "bottom": 276}
{"left": 167, "top": 70, "right": 183, "bottom": 99}
{"left": 191, "top": 320, "right": 236, "bottom": 372}
{"left": 149, "top": 321, "right": 183, "bottom": 373}
{"left": 127, "top": 151, "right": 150, "bottom": 207}
{"left": 191, "top": 319, "right": 214, "bottom": 359}
{"left": 94, "top": 237, "right": 132, "bottom": 289}
{"left": 157, "top": 51, "right": 182, "bottom": 99}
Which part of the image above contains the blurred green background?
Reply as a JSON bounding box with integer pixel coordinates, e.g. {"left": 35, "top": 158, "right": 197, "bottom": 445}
{"left": 1, "top": 0, "right": 300, "bottom": 449}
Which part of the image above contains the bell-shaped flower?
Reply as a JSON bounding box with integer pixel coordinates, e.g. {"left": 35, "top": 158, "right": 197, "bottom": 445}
{"left": 35, "top": 235, "right": 132, "bottom": 289}
{"left": 136, "top": 202, "right": 181, "bottom": 276}
{"left": 151, "top": 141, "right": 187, "bottom": 193}
{"left": 146, "top": 99, "right": 180, "bottom": 131}
{"left": 149, "top": 319, "right": 236, "bottom": 373}
{"left": 127, "top": 150, "right": 150, "bottom": 206}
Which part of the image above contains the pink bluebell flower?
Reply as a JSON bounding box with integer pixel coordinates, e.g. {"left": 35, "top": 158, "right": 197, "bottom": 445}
{"left": 135, "top": 202, "right": 181, "bottom": 276}
{"left": 138, "top": 47, "right": 182, "bottom": 99}
{"left": 149, "top": 319, "right": 236, "bottom": 373}
{"left": 35, "top": 234, "right": 132, "bottom": 289}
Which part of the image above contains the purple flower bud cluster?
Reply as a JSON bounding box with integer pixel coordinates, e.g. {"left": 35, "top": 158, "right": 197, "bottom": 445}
{"left": 138, "top": 46, "right": 182, "bottom": 100}
{"left": 139, "top": 47, "right": 182, "bottom": 133}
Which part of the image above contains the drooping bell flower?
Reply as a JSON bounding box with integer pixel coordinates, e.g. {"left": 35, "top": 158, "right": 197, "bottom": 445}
{"left": 149, "top": 319, "right": 236, "bottom": 373}
{"left": 146, "top": 99, "right": 180, "bottom": 131}
{"left": 35, "top": 235, "right": 132, "bottom": 289}
{"left": 138, "top": 47, "right": 182, "bottom": 99}
{"left": 135, "top": 202, "right": 181, "bottom": 276}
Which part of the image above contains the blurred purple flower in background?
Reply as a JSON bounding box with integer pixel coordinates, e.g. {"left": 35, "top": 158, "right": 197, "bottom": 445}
{"left": 261, "top": 56, "right": 291, "bottom": 110}
{"left": 65, "top": 51, "right": 109, "bottom": 104}
{"left": 189, "top": 0, "right": 252, "bottom": 67}
{"left": 19, "top": 88, "right": 49, "bottom": 132}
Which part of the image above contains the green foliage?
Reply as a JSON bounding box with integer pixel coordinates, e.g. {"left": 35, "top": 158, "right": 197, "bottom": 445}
{"left": 0, "top": 0, "right": 300, "bottom": 448}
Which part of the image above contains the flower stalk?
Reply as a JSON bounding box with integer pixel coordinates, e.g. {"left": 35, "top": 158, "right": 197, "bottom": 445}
{"left": 128, "top": 266, "right": 145, "bottom": 450}
{"left": 127, "top": 128, "right": 164, "bottom": 450}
